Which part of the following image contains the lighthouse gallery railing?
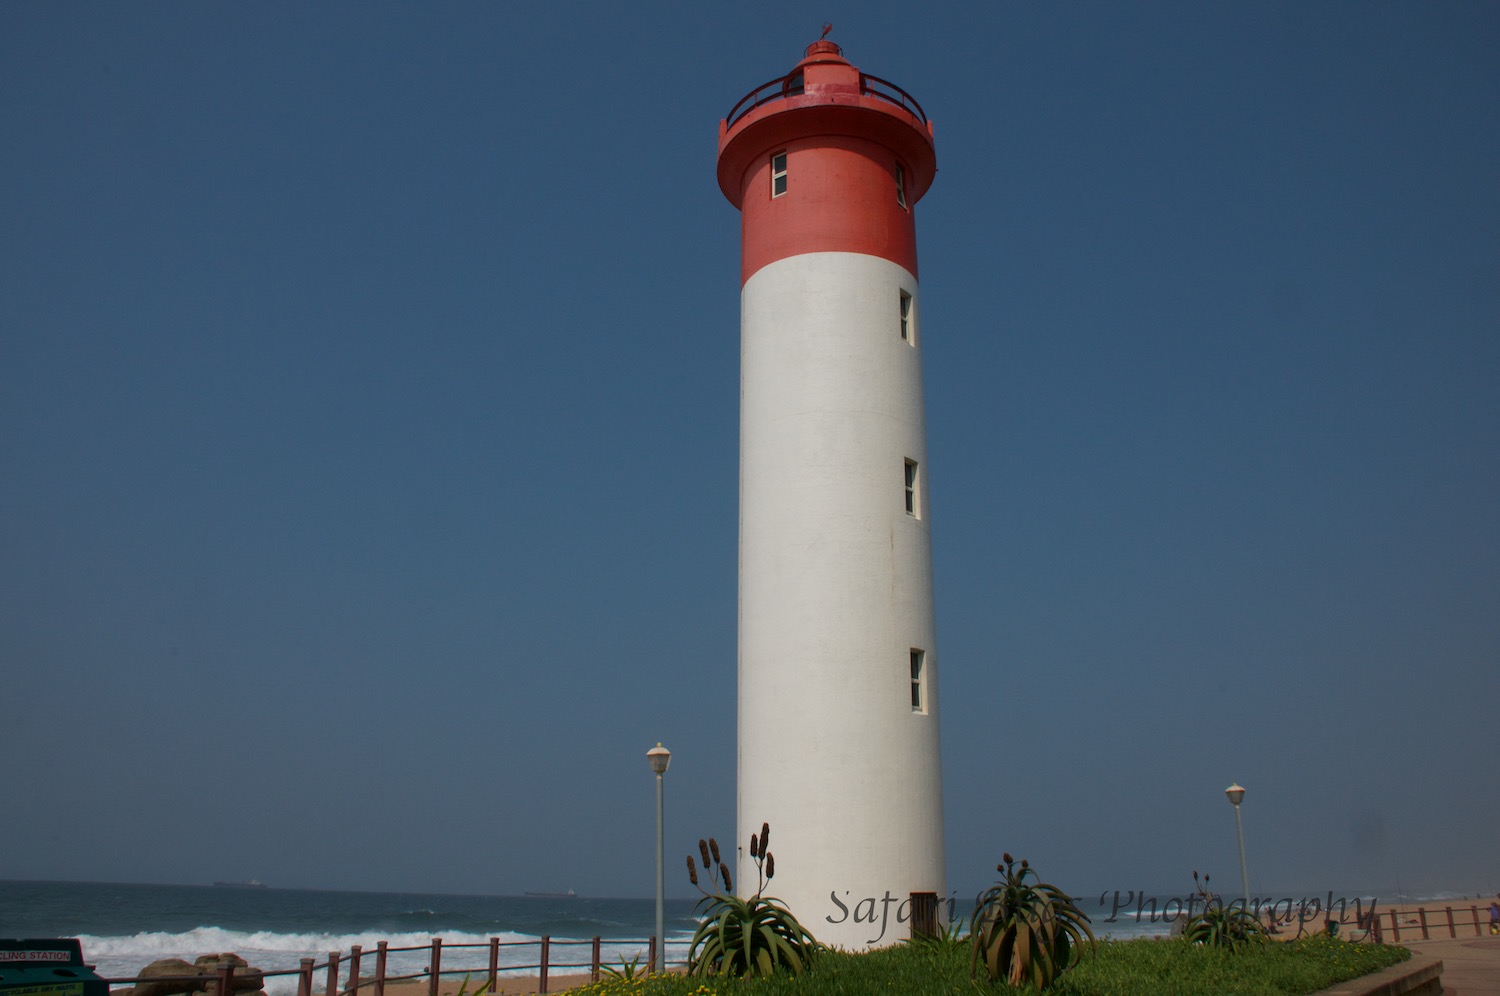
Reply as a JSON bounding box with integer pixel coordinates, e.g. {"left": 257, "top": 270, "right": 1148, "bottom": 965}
{"left": 724, "top": 71, "right": 928, "bottom": 128}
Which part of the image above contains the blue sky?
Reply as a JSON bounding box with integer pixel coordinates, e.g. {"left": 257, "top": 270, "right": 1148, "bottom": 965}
{"left": 3, "top": 2, "right": 1496, "bottom": 906}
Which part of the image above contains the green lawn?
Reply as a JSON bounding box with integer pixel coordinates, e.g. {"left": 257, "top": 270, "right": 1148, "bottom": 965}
{"left": 567, "top": 934, "right": 1410, "bottom": 995}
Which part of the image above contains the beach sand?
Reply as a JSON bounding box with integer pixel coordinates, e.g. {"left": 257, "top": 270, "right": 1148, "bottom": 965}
{"left": 369, "top": 976, "right": 597, "bottom": 996}
{"left": 1256, "top": 895, "right": 1499, "bottom": 942}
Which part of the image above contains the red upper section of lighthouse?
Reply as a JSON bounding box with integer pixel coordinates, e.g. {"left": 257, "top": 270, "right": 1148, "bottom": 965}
{"left": 717, "top": 41, "right": 938, "bottom": 284}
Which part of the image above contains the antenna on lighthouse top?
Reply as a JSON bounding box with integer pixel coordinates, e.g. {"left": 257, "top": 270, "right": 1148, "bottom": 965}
{"left": 820, "top": 22, "right": 833, "bottom": 40}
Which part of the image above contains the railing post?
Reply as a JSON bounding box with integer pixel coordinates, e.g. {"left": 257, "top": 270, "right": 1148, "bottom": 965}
{"left": 647, "top": 936, "right": 657, "bottom": 975}
{"left": 348, "top": 945, "right": 362, "bottom": 996}
{"left": 217, "top": 959, "right": 236, "bottom": 996}
{"left": 1417, "top": 908, "right": 1429, "bottom": 940}
{"left": 487, "top": 937, "right": 498, "bottom": 995}
{"left": 375, "top": 942, "right": 388, "bottom": 996}
{"left": 538, "top": 937, "right": 550, "bottom": 994}
{"left": 428, "top": 939, "right": 442, "bottom": 996}
{"left": 1445, "top": 907, "right": 1456, "bottom": 938}
{"left": 1390, "top": 910, "right": 1401, "bottom": 942}
{"left": 298, "top": 959, "right": 316, "bottom": 996}
{"left": 1473, "top": 906, "right": 1483, "bottom": 937}
{"left": 590, "top": 937, "right": 600, "bottom": 982}
{"left": 325, "top": 951, "right": 341, "bottom": 996}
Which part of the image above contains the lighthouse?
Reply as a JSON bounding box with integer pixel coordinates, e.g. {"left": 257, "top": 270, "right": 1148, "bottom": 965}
{"left": 717, "top": 38, "right": 943, "bottom": 949}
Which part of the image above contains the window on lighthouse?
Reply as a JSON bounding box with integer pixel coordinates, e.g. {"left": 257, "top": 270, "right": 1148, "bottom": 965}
{"left": 910, "top": 650, "right": 926, "bottom": 712}
{"left": 899, "top": 290, "right": 914, "bottom": 343}
{"left": 904, "top": 459, "right": 920, "bottom": 517}
{"left": 771, "top": 152, "right": 788, "bottom": 197}
{"left": 896, "top": 163, "right": 908, "bottom": 210}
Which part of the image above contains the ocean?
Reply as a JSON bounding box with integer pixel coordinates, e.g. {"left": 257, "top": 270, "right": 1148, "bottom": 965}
{"left": 0, "top": 879, "right": 1189, "bottom": 993}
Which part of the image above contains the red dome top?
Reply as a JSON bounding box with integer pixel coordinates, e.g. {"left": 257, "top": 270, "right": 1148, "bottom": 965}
{"left": 715, "top": 44, "right": 938, "bottom": 283}
{"left": 716, "top": 46, "right": 936, "bottom": 210}
{"left": 796, "top": 39, "right": 846, "bottom": 66}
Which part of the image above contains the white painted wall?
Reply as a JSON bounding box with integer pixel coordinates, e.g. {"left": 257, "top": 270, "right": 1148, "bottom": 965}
{"left": 737, "top": 250, "right": 945, "bottom": 950}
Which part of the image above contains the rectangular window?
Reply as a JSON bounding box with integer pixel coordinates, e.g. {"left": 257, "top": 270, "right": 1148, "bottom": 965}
{"left": 910, "top": 649, "right": 925, "bottom": 712}
{"left": 771, "top": 152, "right": 788, "bottom": 197}
{"left": 896, "top": 164, "right": 908, "bottom": 209}
{"left": 899, "top": 290, "right": 913, "bottom": 343}
{"left": 904, "top": 459, "right": 919, "bottom": 517}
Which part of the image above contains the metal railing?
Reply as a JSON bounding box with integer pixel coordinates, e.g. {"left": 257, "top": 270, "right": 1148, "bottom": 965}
{"left": 104, "top": 935, "right": 675, "bottom": 996}
{"left": 724, "top": 72, "right": 928, "bottom": 128}
{"left": 1369, "top": 905, "right": 1494, "bottom": 943}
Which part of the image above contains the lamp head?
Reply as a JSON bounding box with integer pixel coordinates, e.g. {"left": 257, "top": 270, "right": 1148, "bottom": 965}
{"left": 1224, "top": 783, "right": 1246, "bottom": 807}
{"left": 647, "top": 742, "right": 672, "bottom": 775}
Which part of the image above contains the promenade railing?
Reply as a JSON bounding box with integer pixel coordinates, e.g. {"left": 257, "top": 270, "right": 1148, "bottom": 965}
{"left": 1368, "top": 904, "right": 1495, "bottom": 943}
{"left": 104, "top": 934, "right": 676, "bottom": 996}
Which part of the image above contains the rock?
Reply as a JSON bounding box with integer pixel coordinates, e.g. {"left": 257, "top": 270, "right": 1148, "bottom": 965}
{"left": 191, "top": 955, "right": 265, "bottom": 992}
{"left": 133, "top": 959, "right": 203, "bottom": 996}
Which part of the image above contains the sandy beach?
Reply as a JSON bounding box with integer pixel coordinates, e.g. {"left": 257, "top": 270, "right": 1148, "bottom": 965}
{"left": 370, "top": 969, "right": 696, "bottom": 996}
{"left": 1256, "top": 895, "right": 1499, "bottom": 942}
{"left": 372, "top": 977, "right": 597, "bottom": 996}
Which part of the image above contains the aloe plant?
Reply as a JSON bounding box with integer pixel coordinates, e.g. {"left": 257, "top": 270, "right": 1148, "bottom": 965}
{"left": 1182, "top": 871, "right": 1266, "bottom": 949}
{"left": 902, "top": 915, "right": 967, "bottom": 954}
{"left": 598, "top": 953, "right": 644, "bottom": 981}
{"left": 450, "top": 975, "right": 490, "bottom": 996}
{"left": 970, "top": 853, "right": 1093, "bottom": 991}
{"left": 685, "top": 822, "right": 819, "bottom": 978}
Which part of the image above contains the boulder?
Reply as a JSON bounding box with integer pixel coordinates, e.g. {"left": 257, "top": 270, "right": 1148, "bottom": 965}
{"left": 191, "top": 955, "right": 265, "bottom": 992}
{"left": 133, "top": 959, "right": 203, "bottom": 996}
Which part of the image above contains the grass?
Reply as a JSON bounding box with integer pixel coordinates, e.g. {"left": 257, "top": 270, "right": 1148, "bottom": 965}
{"left": 563, "top": 934, "right": 1411, "bottom": 996}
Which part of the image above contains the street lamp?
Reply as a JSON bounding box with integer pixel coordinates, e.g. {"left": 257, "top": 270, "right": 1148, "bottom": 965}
{"left": 647, "top": 742, "right": 671, "bottom": 972}
{"left": 1225, "top": 783, "right": 1249, "bottom": 909}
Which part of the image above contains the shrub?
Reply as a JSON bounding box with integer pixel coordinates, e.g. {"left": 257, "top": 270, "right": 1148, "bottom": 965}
{"left": 1181, "top": 870, "right": 1266, "bottom": 949}
{"left": 970, "top": 852, "right": 1093, "bottom": 991}
{"left": 598, "top": 953, "right": 644, "bottom": 981}
{"left": 901, "top": 915, "right": 967, "bottom": 956}
{"left": 684, "top": 822, "right": 819, "bottom": 979}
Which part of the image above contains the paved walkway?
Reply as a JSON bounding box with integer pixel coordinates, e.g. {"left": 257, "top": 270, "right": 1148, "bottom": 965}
{"left": 1403, "top": 934, "right": 1500, "bottom": 995}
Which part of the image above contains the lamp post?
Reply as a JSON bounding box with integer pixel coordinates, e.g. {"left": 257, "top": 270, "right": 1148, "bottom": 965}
{"left": 647, "top": 743, "right": 671, "bottom": 971}
{"left": 1225, "top": 783, "right": 1249, "bottom": 909}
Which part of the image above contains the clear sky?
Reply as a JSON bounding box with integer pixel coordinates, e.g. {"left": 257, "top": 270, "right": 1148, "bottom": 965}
{"left": 3, "top": 2, "right": 1496, "bottom": 906}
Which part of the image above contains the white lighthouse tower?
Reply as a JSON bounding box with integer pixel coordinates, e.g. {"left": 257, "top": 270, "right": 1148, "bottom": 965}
{"left": 718, "top": 38, "right": 944, "bottom": 949}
